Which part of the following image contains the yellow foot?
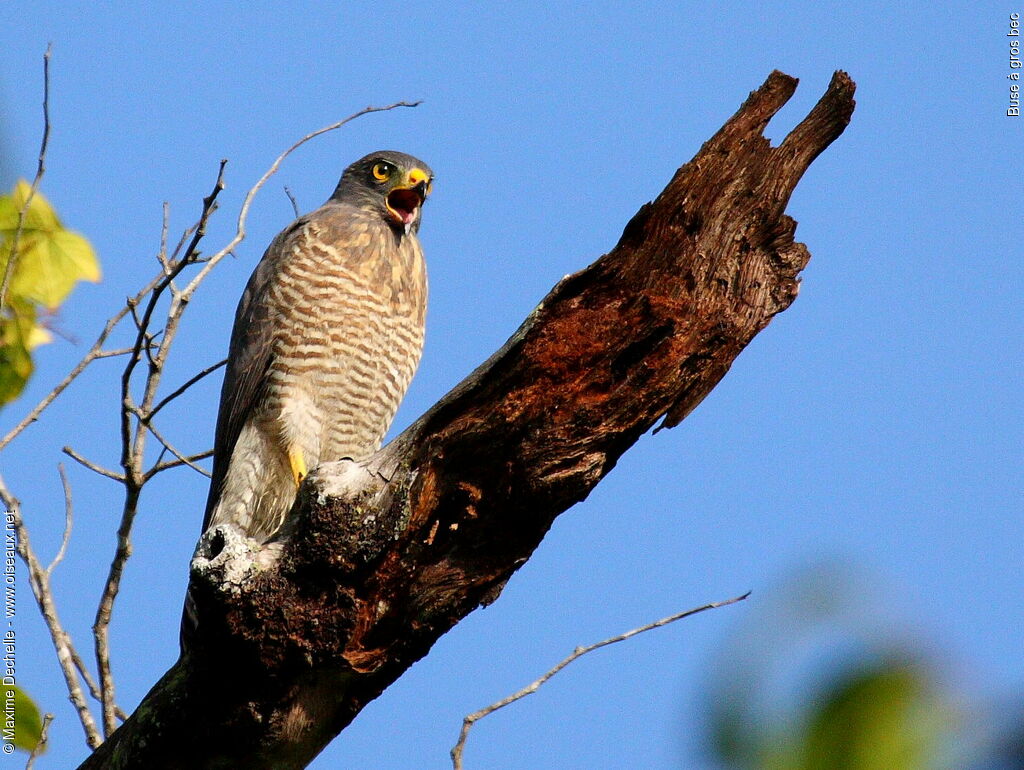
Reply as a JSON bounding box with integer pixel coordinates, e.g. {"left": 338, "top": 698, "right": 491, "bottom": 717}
{"left": 288, "top": 447, "right": 308, "bottom": 487}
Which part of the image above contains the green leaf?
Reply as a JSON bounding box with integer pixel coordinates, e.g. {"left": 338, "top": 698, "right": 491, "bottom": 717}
{"left": 0, "top": 179, "right": 61, "bottom": 234}
{"left": 0, "top": 195, "right": 17, "bottom": 233}
{"left": 795, "top": 660, "right": 950, "bottom": 770}
{"left": 8, "top": 685, "right": 45, "bottom": 754}
{"left": 0, "top": 180, "right": 100, "bottom": 407}
{"left": 7, "top": 228, "right": 101, "bottom": 309}
{"left": 0, "top": 304, "right": 37, "bottom": 407}
{"left": 0, "top": 179, "right": 101, "bottom": 309}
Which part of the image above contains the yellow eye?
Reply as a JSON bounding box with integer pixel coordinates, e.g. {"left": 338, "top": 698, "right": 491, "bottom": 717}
{"left": 372, "top": 162, "right": 392, "bottom": 181}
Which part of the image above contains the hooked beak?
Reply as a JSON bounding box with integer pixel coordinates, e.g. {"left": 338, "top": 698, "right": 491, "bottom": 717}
{"left": 385, "top": 167, "right": 431, "bottom": 227}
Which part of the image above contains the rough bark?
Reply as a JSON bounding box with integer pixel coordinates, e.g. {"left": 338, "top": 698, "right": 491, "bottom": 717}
{"left": 79, "top": 70, "right": 855, "bottom": 769}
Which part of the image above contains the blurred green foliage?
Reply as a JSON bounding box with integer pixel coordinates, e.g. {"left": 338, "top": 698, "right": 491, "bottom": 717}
{"left": 0, "top": 178, "right": 100, "bottom": 407}
{"left": 701, "top": 563, "right": 1021, "bottom": 770}
{"left": 793, "top": 660, "right": 948, "bottom": 770}
{"left": 9, "top": 684, "right": 45, "bottom": 754}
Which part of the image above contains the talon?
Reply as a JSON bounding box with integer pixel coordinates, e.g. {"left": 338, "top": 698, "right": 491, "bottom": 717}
{"left": 288, "top": 447, "right": 308, "bottom": 487}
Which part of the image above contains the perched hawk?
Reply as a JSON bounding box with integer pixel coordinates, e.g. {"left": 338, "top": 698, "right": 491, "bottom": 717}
{"left": 201, "top": 150, "right": 432, "bottom": 542}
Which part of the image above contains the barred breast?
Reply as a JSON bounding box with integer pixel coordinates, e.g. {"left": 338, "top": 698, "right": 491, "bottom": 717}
{"left": 268, "top": 212, "right": 426, "bottom": 465}
{"left": 209, "top": 205, "right": 426, "bottom": 540}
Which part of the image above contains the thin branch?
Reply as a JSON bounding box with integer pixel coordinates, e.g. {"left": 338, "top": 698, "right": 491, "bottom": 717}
{"left": 144, "top": 421, "right": 212, "bottom": 478}
{"left": 93, "top": 510, "right": 129, "bottom": 738}
{"left": 127, "top": 299, "right": 160, "bottom": 368}
{"left": 41, "top": 316, "right": 79, "bottom": 346}
{"left": 125, "top": 160, "right": 226, "bottom": 401}
{"left": 0, "top": 476, "right": 102, "bottom": 748}
{"left": 62, "top": 446, "right": 125, "bottom": 483}
{"left": 167, "top": 217, "right": 199, "bottom": 264}
{"left": 284, "top": 186, "right": 300, "bottom": 218}
{"left": 47, "top": 463, "right": 73, "bottom": 575}
{"left": 145, "top": 448, "right": 213, "bottom": 482}
{"left": 93, "top": 346, "right": 147, "bottom": 359}
{"left": 157, "top": 201, "right": 171, "bottom": 275}
{"left": 25, "top": 712, "right": 53, "bottom": 769}
{"left": 450, "top": 592, "right": 751, "bottom": 769}
{"left": 70, "top": 646, "right": 100, "bottom": 700}
{"left": 146, "top": 358, "right": 226, "bottom": 421}
{"left": 0, "top": 44, "right": 51, "bottom": 311}
{"left": 70, "top": 644, "right": 127, "bottom": 721}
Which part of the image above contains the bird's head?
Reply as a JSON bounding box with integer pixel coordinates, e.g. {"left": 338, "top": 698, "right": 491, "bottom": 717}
{"left": 332, "top": 151, "right": 434, "bottom": 234}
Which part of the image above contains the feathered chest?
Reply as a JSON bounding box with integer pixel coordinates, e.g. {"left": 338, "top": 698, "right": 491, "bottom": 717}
{"left": 260, "top": 212, "right": 427, "bottom": 414}
{"left": 269, "top": 214, "right": 425, "bottom": 332}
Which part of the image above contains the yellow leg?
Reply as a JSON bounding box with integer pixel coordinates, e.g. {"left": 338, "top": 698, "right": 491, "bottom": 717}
{"left": 288, "top": 446, "right": 308, "bottom": 487}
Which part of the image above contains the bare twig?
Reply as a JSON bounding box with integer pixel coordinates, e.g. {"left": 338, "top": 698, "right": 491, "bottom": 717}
{"left": 117, "top": 162, "right": 227, "bottom": 477}
{"left": 69, "top": 645, "right": 127, "bottom": 721}
{"left": 47, "top": 464, "right": 74, "bottom": 575}
{"left": 70, "top": 646, "right": 103, "bottom": 703}
{"left": 62, "top": 446, "right": 125, "bottom": 483}
{"left": 122, "top": 162, "right": 227, "bottom": 416}
{"left": 167, "top": 218, "right": 198, "bottom": 263}
{"left": 25, "top": 712, "right": 54, "bottom": 769}
{"left": 0, "top": 44, "right": 51, "bottom": 311}
{"left": 144, "top": 421, "right": 211, "bottom": 478}
{"left": 157, "top": 202, "right": 171, "bottom": 275}
{"left": 145, "top": 449, "right": 213, "bottom": 481}
{"left": 93, "top": 346, "right": 147, "bottom": 359}
{"left": 127, "top": 300, "right": 161, "bottom": 368}
{"left": 0, "top": 476, "right": 102, "bottom": 748}
{"left": 93, "top": 521, "right": 125, "bottom": 736}
{"left": 147, "top": 358, "right": 226, "bottom": 421}
{"left": 284, "top": 185, "right": 300, "bottom": 218}
{"left": 41, "top": 317, "right": 79, "bottom": 346}
{"left": 450, "top": 592, "right": 751, "bottom": 769}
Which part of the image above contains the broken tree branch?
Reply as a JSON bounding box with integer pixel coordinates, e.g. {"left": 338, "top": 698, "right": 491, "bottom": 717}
{"left": 79, "top": 71, "right": 855, "bottom": 769}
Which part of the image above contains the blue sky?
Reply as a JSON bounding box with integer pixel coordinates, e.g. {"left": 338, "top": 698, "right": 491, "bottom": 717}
{"left": 3, "top": 2, "right": 1020, "bottom": 768}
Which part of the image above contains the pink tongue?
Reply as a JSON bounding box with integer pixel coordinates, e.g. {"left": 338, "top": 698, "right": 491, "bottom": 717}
{"left": 389, "top": 190, "right": 420, "bottom": 223}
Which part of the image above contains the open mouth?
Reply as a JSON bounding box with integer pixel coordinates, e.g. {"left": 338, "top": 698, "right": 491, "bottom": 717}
{"left": 386, "top": 187, "right": 425, "bottom": 226}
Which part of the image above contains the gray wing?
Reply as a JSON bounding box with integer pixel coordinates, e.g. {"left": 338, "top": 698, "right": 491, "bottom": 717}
{"left": 200, "top": 218, "right": 307, "bottom": 533}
